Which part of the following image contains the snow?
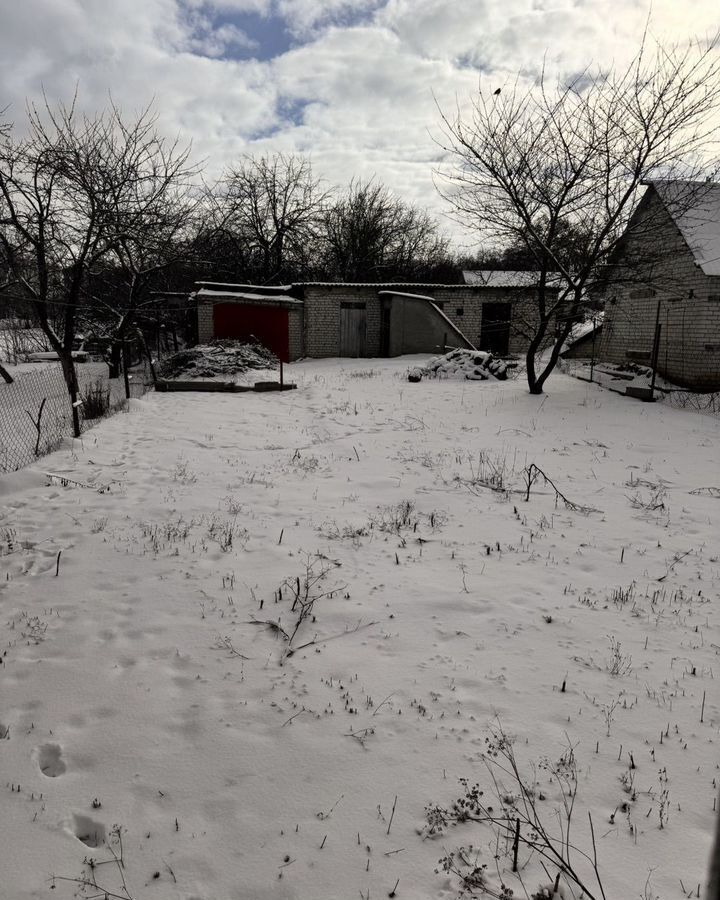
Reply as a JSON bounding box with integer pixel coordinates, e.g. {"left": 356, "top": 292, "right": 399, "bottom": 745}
{"left": 1, "top": 357, "right": 718, "bottom": 900}
{"left": 195, "top": 288, "right": 302, "bottom": 306}
{"left": 157, "top": 341, "right": 279, "bottom": 383}
{"left": 566, "top": 313, "right": 604, "bottom": 344}
{"left": 195, "top": 282, "right": 294, "bottom": 294}
{"left": 415, "top": 347, "right": 508, "bottom": 380}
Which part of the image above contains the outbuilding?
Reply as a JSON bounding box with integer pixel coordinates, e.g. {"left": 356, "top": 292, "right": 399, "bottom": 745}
{"left": 194, "top": 275, "right": 551, "bottom": 361}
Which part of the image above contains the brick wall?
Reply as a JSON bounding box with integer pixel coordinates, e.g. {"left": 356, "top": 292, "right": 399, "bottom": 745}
{"left": 288, "top": 308, "right": 304, "bottom": 360}
{"left": 196, "top": 283, "right": 557, "bottom": 362}
{"left": 303, "top": 286, "right": 344, "bottom": 356}
{"left": 198, "top": 301, "right": 214, "bottom": 343}
{"left": 599, "top": 192, "right": 720, "bottom": 390}
{"left": 301, "top": 284, "right": 546, "bottom": 357}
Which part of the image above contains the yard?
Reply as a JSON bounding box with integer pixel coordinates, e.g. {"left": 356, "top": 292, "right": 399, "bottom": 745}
{"left": 0, "top": 357, "right": 718, "bottom": 900}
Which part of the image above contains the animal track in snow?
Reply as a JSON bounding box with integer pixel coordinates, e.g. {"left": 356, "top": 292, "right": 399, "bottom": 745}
{"left": 72, "top": 814, "right": 106, "bottom": 847}
{"left": 36, "top": 742, "right": 66, "bottom": 777}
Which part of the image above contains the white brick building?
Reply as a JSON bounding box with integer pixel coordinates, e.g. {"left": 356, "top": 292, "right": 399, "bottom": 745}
{"left": 194, "top": 275, "right": 550, "bottom": 361}
{"left": 599, "top": 181, "right": 720, "bottom": 390}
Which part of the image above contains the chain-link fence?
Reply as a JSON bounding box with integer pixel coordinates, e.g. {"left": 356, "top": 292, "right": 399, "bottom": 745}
{"left": 560, "top": 357, "right": 720, "bottom": 417}
{"left": 0, "top": 362, "right": 154, "bottom": 473}
{"left": 659, "top": 388, "right": 720, "bottom": 415}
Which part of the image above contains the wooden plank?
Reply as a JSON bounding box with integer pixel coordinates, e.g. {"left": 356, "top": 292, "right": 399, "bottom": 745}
{"left": 625, "top": 385, "right": 656, "bottom": 401}
{"left": 155, "top": 379, "right": 296, "bottom": 394}
{"left": 156, "top": 380, "right": 248, "bottom": 392}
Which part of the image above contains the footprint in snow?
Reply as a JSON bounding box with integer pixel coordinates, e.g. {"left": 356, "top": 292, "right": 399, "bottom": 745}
{"left": 71, "top": 813, "right": 106, "bottom": 847}
{"left": 36, "top": 742, "right": 66, "bottom": 777}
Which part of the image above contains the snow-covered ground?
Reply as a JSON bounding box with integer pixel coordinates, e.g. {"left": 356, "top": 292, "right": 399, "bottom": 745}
{"left": 1, "top": 357, "right": 718, "bottom": 900}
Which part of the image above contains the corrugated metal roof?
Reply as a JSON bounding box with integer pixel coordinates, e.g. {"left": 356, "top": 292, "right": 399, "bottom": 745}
{"left": 194, "top": 280, "right": 481, "bottom": 292}
{"left": 298, "top": 282, "right": 473, "bottom": 289}
{"left": 195, "top": 281, "right": 293, "bottom": 293}
{"left": 463, "top": 270, "right": 543, "bottom": 287}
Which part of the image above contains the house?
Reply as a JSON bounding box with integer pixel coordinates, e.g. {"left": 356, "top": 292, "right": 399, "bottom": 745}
{"left": 598, "top": 181, "right": 720, "bottom": 390}
{"left": 194, "top": 273, "right": 550, "bottom": 361}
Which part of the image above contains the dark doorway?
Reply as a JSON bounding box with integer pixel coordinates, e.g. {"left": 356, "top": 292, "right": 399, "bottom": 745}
{"left": 479, "top": 303, "right": 511, "bottom": 355}
{"left": 340, "top": 302, "right": 367, "bottom": 357}
{"left": 213, "top": 303, "right": 289, "bottom": 362}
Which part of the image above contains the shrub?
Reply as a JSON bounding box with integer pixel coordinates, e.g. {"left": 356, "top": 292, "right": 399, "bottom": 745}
{"left": 81, "top": 379, "right": 111, "bottom": 420}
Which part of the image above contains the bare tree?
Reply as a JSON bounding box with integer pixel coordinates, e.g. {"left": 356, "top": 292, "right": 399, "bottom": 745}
{"left": 209, "top": 153, "right": 329, "bottom": 283}
{"left": 321, "top": 178, "right": 450, "bottom": 282}
{"left": 0, "top": 99, "right": 117, "bottom": 434}
{"left": 0, "top": 97, "right": 200, "bottom": 431}
{"left": 437, "top": 33, "right": 720, "bottom": 393}
{"left": 87, "top": 105, "right": 201, "bottom": 393}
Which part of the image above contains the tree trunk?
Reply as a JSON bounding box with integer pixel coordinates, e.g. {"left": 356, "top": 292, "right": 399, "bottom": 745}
{"left": 58, "top": 352, "right": 81, "bottom": 438}
{"left": 525, "top": 324, "right": 549, "bottom": 394}
{"left": 108, "top": 342, "right": 122, "bottom": 379}
{"left": 136, "top": 328, "right": 157, "bottom": 385}
{"left": 0, "top": 361, "right": 13, "bottom": 384}
{"left": 122, "top": 340, "right": 131, "bottom": 400}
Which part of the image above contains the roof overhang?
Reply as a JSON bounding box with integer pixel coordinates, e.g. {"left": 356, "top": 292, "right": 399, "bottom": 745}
{"left": 196, "top": 287, "right": 303, "bottom": 308}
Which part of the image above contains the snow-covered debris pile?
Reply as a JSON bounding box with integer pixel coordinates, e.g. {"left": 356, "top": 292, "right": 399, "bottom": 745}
{"left": 158, "top": 340, "right": 278, "bottom": 380}
{"left": 411, "top": 348, "right": 507, "bottom": 382}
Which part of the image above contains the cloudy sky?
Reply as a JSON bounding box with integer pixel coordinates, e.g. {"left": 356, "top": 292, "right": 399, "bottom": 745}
{"left": 2, "top": 0, "right": 718, "bottom": 249}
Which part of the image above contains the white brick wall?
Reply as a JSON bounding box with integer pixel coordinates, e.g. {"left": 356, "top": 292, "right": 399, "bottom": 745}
{"left": 599, "top": 192, "right": 720, "bottom": 390}
{"left": 301, "top": 284, "right": 550, "bottom": 357}
{"left": 195, "top": 284, "right": 562, "bottom": 361}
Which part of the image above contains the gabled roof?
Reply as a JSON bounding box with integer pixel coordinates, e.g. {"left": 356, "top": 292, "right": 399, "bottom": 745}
{"left": 647, "top": 180, "right": 720, "bottom": 276}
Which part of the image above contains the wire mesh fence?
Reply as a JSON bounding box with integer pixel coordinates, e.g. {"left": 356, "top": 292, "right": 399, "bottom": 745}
{"left": 659, "top": 389, "right": 720, "bottom": 415}
{"left": 0, "top": 361, "right": 154, "bottom": 473}
{"left": 559, "top": 357, "right": 720, "bottom": 416}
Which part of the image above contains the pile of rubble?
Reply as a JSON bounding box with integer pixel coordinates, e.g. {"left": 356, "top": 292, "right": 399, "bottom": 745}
{"left": 158, "top": 340, "right": 278, "bottom": 380}
{"left": 409, "top": 348, "right": 508, "bottom": 382}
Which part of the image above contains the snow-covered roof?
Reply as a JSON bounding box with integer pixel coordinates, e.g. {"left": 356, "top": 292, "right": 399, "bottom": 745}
{"left": 649, "top": 180, "right": 720, "bottom": 276}
{"left": 196, "top": 287, "right": 303, "bottom": 306}
{"left": 195, "top": 281, "right": 294, "bottom": 293}
{"left": 299, "top": 281, "right": 474, "bottom": 289}
{"left": 569, "top": 312, "right": 604, "bottom": 343}
{"left": 462, "top": 270, "right": 544, "bottom": 288}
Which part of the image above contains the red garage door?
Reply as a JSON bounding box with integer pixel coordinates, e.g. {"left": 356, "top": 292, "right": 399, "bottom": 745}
{"left": 213, "top": 303, "right": 289, "bottom": 362}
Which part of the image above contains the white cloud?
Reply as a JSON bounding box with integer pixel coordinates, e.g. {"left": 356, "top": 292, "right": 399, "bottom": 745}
{"left": 188, "top": 0, "right": 271, "bottom": 10}
{"left": 0, "top": 0, "right": 718, "bottom": 250}
{"left": 277, "top": 0, "right": 382, "bottom": 36}
{"left": 182, "top": 16, "right": 259, "bottom": 57}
